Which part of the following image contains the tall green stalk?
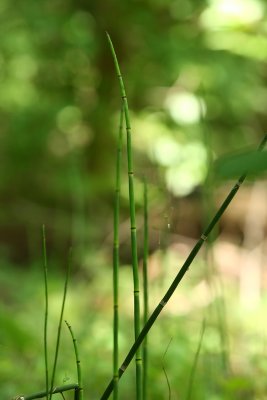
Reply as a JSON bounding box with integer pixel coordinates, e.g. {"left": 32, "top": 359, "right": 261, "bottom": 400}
{"left": 142, "top": 178, "right": 149, "bottom": 400}
{"left": 48, "top": 249, "right": 71, "bottom": 400}
{"left": 186, "top": 320, "right": 206, "bottom": 400}
{"left": 100, "top": 134, "right": 267, "bottom": 399}
{"left": 65, "top": 321, "right": 83, "bottom": 400}
{"left": 107, "top": 33, "right": 142, "bottom": 399}
{"left": 113, "top": 104, "right": 124, "bottom": 399}
{"left": 42, "top": 225, "right": 49, "bottom": 400}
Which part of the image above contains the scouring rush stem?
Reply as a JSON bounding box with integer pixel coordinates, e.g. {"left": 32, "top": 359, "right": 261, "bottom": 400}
{"left": 15, "top": 383, "right": 79, "bottom": 400}
{"left": 42, "top": 225, "right": 49, "bottom": 400}
{"left": 142, "top": 178, "right": 149, "bottom": 400}
{"left": 100, "top": 134, "right": 267, "bottom": 399}
{"left": 65, "top": 321, "right": 83, "bottom": 400}
{"left": 113, "top": 103, "right": 124, "bottom": 399}
{"left": 107, "top": 32, "right": 142, "bottom": 399}
{"left": 48, "top": 249, "right": 72, "bottom": 400}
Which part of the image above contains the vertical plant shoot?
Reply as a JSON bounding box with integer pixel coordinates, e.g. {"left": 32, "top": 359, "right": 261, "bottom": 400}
{"left": 106, "top": 33, "right": 142, "bottom": 399}
{"left": 113, "top": 104, "right": 124, "bottom": 399}
{"left": 42, "top": 225, "right": 49, "bottom": 400}
{"left": 142, "top": 178, "right": 149, "bottom": 399}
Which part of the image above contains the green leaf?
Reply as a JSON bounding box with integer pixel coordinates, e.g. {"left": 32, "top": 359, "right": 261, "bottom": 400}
{"left": 215, "top": 149, "right": 267, "bottom": 178}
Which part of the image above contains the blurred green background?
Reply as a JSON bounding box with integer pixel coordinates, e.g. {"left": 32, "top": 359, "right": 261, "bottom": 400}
{"left": 2, "top": 0, "right": 267, "bottom": 398}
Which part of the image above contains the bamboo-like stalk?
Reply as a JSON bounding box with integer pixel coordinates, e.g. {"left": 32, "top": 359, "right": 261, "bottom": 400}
{"left": 48, "top": 249, "right": 72, "bottom": 400}
{"left": 142, "top": 178, "right": 149, "bottom": 400}
{"left": 42, "top": 225, "right": 49, "bottom": 400}
{"left": 65, "top": 321, "right": 83, "bottom": 400}
{"left": 107, "top": 33, "right": 142, "bottom": 399}
{"left": 100, "top": 134, "right": 267, "bottom": 399}
{"left": 113, "top": 104, "right": 124, "bottom": 399}
{"left": 15, "top": 383, "right": 79, "bottom": 400}
{"left": 186, "top": 320, "right": 206, "bottom": 400}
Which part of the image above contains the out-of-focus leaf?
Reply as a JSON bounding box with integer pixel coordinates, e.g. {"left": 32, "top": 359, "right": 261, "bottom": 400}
{"left": 215, "top": 149, "right": 267, "bottom": 178}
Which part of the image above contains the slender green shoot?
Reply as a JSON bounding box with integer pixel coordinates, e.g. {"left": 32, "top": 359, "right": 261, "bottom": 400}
{"left": 48, "top": 249, "right": 72, "bottom": 400}
{"left": 107, "top": 32, "right": 142, "bottom": 399}
{"left": 186, "top": 320, "right": 206, "bottom": 400}
{"left": 15, "top": 383, "right": 79, "bottom": 400}
{"left": 42, "top": 225, "right": 49, "bottom": 400}
{"left": 142, "top": 178, "right": 149, "bottom": 400}
{"left": 113, "top": 104, "right": 124, "bottom": 399}
{"left": 100, "top": 134, "right": 267, "bottom": 399}
{"left": 162, "top": 338, "right": 173, "bottom": 400}
{"left": 65, "top": 321, "right": 83, "bottom": 400}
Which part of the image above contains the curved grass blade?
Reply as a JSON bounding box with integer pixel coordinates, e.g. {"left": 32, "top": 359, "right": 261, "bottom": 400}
{"left": 107, "top": 32, "right": 142, "bottom": 399}
{"left": 42, "top": 225, "right": 49, "bottom": 400}
{"left": 162, "top": 338, "right": 173, "bottom": 400}
{"left": 48, "top": 249, "right": 72, "bottom": 400}
{"left": 100, "top": 134, "right": 267, "bottom": 399}
{"left": 65, "top": 321, "right": 83, "bottom": 400}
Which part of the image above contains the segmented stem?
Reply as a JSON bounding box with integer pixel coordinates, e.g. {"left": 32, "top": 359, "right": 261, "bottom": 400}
{"left": 65, "top": 321, "right": 83, "bottom": 400}
{"left": 107, "top": 33, "right": 142, "bottom": 399}
{"left": 113, "top": 104, "right": 123, "bottom": 399}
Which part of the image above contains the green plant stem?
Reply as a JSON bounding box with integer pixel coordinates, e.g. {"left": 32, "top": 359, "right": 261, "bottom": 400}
{"left": 15, "top": 383, "right": 79, "bottom": 400}
{"left": 48, "top": 249, "right": 71, "bottom": 400}
{"left": 142, "top": 178, "right": 149, "bottom": 400}
{"left": 107, "top": 32, "right": 142, "bottom": 399}
{"left": 65, "top": 321, "right": 83, "bottom": 400}
{"left": 113, "top": 104, "right": 123, "bottom": 399}
{"left": 100, "top": 134, "right": 267, "bottom": 400}
{"left": 42, "top": 225, "right": 49, "bottom": 400}
{"left": 186, "top": 320, "right": 206, "bottom": 400}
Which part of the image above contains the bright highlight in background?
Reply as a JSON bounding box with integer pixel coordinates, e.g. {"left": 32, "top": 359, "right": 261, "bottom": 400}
{"left": 201, "top": 0, "right": 264, "bottom": 28}
{"left": 165, "top": 91, "right": 204, "bottom": 125}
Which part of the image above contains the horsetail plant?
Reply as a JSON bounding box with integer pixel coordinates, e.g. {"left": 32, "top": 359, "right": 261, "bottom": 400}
{"left": 142, "top": 178, "right": 149, "bottom": 400}
{"left": 112, "top": 104, "right": 124, "bottom": 399}
{"left": 107, "top": 33, "right": 143, "bottom": 399}
{"left": 100, "top": 134, "right": 267, "bottom": 399}
{"left": 42, "top": 225, "right": 49, "bottom": 400}
{"left": 65, "top": 320, "right": 83, "bottom": 400}
{"left": 48, "top": 249, "right": 72, "bottom": 400}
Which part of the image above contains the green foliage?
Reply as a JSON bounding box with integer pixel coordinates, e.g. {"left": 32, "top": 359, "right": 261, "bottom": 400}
{"left": 2, "top": 1, "right": 267, "bottom": 399}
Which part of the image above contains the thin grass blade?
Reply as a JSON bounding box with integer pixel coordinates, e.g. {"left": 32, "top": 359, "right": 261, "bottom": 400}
{"left": 42, "top": 225, "right": 49, "bottom": 400}
{"left": 48, "top": 249, "right": 72, "bottom": 400}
